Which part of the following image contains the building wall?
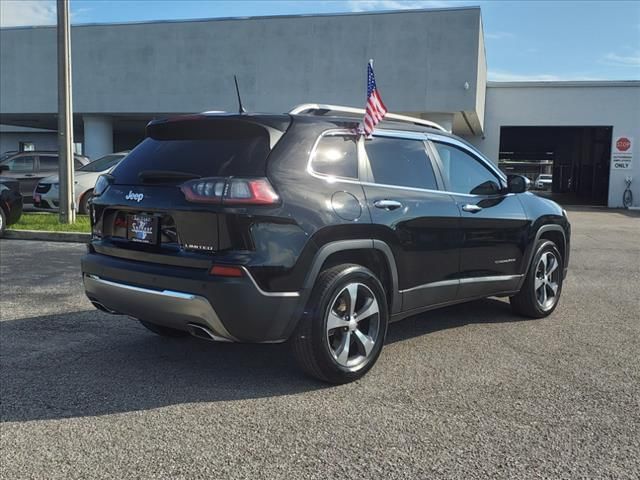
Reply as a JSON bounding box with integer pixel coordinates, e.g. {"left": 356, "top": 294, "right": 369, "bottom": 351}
{"left": 0, "top": 8, "right": 485, "bottom": 130}
{"left": 0, "top": 126, "right": 57, "bottom": 154}
{"left": 471, "top": 82, "right": 640, "bottom": 207}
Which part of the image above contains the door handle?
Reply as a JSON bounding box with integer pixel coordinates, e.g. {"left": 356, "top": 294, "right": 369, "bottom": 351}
{"left": 461, "top": 203, "right": 483, "bottom": 213}
{"left": 374, "top": 199, "right": 403, "bottom": 211}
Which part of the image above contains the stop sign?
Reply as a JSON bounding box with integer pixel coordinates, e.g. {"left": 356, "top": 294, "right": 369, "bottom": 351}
{"left": 616, "top": 137, "right": 631, "bottom": 152}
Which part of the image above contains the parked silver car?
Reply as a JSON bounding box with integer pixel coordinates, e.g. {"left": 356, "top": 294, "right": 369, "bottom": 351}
{"left": 535, "top": 174, "right": 553, "bottom": 190}
{"left": 34, "top": 151, "right": 129, "bottom": 214}
{"left": 0, "top": 151, "right": 90, "bottom": 203}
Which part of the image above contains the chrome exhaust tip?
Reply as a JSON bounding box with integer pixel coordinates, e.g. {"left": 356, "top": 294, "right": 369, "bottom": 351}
{"left": 186, "top": 323, "right": 233, "bottom": 342}
{"left": 91, "top": 300, "right": 118, "bottom": 315}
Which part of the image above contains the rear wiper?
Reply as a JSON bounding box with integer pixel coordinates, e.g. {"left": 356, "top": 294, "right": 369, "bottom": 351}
{"left": 138, "top": 170, "right": 201, "bottom": 183}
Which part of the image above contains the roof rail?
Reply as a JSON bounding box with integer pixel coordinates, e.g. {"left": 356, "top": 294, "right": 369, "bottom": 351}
{"left": 289, "top": 103, "right": 447, "bottom": 132}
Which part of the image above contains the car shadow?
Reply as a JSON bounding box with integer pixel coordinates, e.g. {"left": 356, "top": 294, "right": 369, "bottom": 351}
{"left": 386, "top": 297, "right": 527, "bottom": 344}
{"left": 1, "top": 297, "right": 528, "bottom": 423}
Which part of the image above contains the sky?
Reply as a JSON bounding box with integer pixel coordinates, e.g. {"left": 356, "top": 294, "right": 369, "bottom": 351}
{"left": 1, "top": 0, "right": 639, "bottom": 81}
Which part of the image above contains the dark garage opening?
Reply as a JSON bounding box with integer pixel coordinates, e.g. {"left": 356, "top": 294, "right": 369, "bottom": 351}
{"left": 498, "top": 126, "right": 612, "bottom": 205}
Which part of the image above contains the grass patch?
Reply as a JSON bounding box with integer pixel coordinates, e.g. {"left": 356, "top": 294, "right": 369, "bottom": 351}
{"left": 10, "top": 213, "right": 91, "bottom": 233}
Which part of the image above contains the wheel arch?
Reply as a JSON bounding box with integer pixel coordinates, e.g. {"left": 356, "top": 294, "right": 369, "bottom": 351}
{"left": 518, "top": 224, "right": 567, "bottom": 290}
{"left": 302, "top": 239, "right": 401, "bottom": 314}
{"left": 538, "top": 228, "right": 566, "bottom": 266}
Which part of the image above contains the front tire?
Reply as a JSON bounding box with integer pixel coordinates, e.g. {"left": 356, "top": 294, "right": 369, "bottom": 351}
{"left": 0, "top": 208, "right": 5, "bottom": 237}
{"left": 292, "top": 264, "right": 388, "bottom": 384}
{"left": 510, "top": 240, "right": 563, "bottom": 318}
{"left": 139, "top": 320, "right": 189, "bottom": 337}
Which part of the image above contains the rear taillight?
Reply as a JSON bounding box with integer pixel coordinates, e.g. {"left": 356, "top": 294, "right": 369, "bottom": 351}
{"left": 224, "top": 178, "right": 279, "bottom": 205}
{"left": 180, "top": 177, "right": 279, "bottom": 206}
{"left": 180, "top": 177, "right": 226, "bottom": 203}
{"left": 94, "top": 174, "right": 113, "bottom": 197}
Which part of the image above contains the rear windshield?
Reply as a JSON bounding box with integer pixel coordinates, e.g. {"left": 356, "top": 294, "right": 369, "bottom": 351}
{"left": 111, "top": 119, "right": 275, "bottom": 184}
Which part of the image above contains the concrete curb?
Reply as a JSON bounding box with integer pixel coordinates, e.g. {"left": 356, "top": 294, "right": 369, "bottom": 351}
{"left": 3, "top": 229, "right": 90, "bottom": 243}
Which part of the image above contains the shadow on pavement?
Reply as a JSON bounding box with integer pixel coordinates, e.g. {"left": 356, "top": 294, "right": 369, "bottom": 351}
{"left": 386, "top": 297, "right": 528, "bottom": 345}
{"left": 1, "top": 297, "right": 529, "bottom": 423}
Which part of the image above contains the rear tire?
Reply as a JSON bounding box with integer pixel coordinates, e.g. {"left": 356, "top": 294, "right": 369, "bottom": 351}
{"left": 510, "top": 240, "right": 563, "bottom": 318}
{"left": 139, "top": 320, "right": 189, "bottom": 337}
{"left": 79, "top": 190, "right": 93, "bottom": 214}
{"left": 292, "top": 263, "right": 388, "bottom": 384}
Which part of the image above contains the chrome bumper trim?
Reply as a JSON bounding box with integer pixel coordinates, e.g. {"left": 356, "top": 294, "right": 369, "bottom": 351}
{"left": 239, "top": 267, "right": 300, "bottom": 297}
{"left": 83, "top": 274, "right": 237, "bottom": 342}
{"left": 399, "top": 274, "right": 523, "bottom": 294}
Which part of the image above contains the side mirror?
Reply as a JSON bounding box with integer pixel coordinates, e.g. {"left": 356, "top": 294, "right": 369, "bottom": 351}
{"left": 507, "top": 175, "right": 530, "bottom": 194}
{"left": 0, "top": 164, "right": 8, "bottom": 172}
{"left": 470, "top": 180, "right": 501, "bottom": 196}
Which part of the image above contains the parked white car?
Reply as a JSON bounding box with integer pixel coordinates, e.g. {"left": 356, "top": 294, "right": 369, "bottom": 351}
{"left": 33, "top": 152, "right": 129, "bottom": 213}
{"left": 535, "top": 174, "right": 553, "bottom": 190}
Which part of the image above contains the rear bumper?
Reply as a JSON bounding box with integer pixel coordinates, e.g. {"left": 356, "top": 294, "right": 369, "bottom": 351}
{"left": 33, "top": 191, "right": 58, "bottom": 210}
{"left": 81, "top": 252, "right": 304, "bottom": 343}
{"left": 84, "top": 274, "right": 237, "bottom": 341}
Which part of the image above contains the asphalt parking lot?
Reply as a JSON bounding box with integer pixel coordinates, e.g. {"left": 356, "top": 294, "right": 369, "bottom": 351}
{"left": 1, "top": 207, "right": 638, "bottom": 479}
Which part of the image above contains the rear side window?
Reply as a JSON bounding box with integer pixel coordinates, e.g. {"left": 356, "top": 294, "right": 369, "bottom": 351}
{"left": 39, "top": 155, "right": 58, "bottom": 171}
{"left": 365, "top": 137, "right": 437, "bottom": 190}
{"left": 111, "top": 119, "right": 273, "bottom": 184}
{"left": 311, "top": 135, "right": 358, "bottom": 179}
{"left": 3, "top": 155, "right": 35, "bottom": 172}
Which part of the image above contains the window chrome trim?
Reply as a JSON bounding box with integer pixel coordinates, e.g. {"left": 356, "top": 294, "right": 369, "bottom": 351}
{"left": 428, "top": 133, "right": 507, "bottom": 183}
{"left": 359, "top": 180, "right": 452, "bottom": 196}
{"left": 306, "top": 129, "right": 510, "bottom": 199}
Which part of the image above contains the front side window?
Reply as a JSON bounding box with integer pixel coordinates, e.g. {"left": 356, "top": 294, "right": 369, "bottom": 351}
{"left": 3, "top": 155, "right": 35, "bottom": 173}
{"left": 365, "top": 136, "right": 437, "bottom": 190}
{"left": 434, "top": 142, "right": 501, "bottom": 195}
{"left": 311, "top": 135, "right": 358, "bottom": 179}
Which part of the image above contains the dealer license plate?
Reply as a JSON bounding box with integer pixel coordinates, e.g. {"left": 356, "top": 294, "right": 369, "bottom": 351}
{"left": 127, "top": 214, "right": 158, "bottom": 244}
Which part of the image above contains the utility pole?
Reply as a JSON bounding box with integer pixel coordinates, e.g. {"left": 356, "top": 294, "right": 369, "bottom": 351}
{"left": 57, "top": 0, "right": 75, "bottom": 223}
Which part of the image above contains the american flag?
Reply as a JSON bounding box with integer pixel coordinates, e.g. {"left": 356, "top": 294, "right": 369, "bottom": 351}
{"left": 363, "top": 60, "right": 387, "bottom": 136}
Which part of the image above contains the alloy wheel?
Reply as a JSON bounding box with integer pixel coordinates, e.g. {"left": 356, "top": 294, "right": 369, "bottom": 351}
{"left": 535, "top": 251, "right": 560, "bottom": 311}
{"left": 325, "top": 282, "right": 381, "bottom": 368}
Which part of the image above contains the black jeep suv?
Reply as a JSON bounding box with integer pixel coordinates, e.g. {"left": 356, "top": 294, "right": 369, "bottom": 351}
{"left": 81, "top": 104, "right": 570, "bottom": 384}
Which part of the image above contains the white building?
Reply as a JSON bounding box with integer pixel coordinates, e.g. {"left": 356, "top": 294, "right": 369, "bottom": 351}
{"left": 1, "top": 7, "right": 638, "bottom": 207}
